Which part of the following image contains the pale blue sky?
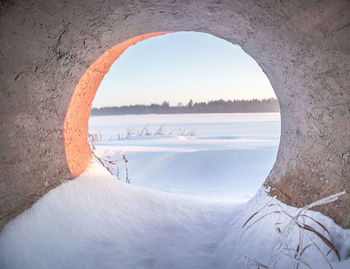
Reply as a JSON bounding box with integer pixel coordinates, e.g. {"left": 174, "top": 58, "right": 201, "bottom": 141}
{"left": 92, "top": 32, "right": 275, "bottom": 108}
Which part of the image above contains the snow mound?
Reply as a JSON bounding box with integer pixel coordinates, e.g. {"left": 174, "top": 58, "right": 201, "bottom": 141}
{"left": 0, "top": 161, "right": 349, "bottom": 269}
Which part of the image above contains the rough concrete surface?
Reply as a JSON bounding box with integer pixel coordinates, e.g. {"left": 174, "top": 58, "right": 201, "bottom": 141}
{"left": 0, "top": 0, "right": 349, "bottom": 229}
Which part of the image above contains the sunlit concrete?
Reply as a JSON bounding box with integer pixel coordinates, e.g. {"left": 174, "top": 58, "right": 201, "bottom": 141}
{"left": 64, "top": 32, "right": 168, "bottom": 176}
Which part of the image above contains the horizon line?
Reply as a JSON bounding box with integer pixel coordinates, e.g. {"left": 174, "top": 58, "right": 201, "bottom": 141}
{"left": 92, "top": 97, "right": 278, "bottom": 109}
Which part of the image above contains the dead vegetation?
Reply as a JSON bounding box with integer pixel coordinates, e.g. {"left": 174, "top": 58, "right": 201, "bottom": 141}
{"left": 88, "top": 134, "right": 131, "bottom": 184}
{"left": 242, "top": 191, "right": 346, "bottom": 269}
{"left": 125, "top": 124, "right": 196, "bottom": 139}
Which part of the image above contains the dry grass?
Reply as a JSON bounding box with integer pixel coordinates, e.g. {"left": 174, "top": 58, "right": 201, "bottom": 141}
{"left": 88, "top": 134, "right": 130, "bottom": 184}
{"left": 124, "top": 124, "right": 196, "bottom": 138}
{"left": 177, "top": 127, "right": 196, "bottom": 136}
{"left": 242, "top": 191, "right": 346, "bottom": 269}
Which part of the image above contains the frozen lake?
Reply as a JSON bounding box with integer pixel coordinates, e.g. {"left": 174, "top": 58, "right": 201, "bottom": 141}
{"left": 89, "top": 113, "right": 281, "bottom": 202}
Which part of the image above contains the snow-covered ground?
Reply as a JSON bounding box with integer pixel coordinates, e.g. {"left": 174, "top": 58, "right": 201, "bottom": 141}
{"left": 1, "top": 113, "right": 349, "bottom": 268}
{"left": 89, "top": 113, "right": 281, "bottom": 202}
{"left": 1, "top": 162, "right": 349, "bottom": 268}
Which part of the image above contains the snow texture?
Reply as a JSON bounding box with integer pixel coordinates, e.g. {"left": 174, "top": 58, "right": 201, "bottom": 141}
{"left": 0, "top": 162, "right": 349, "bottom": 268}
{"left": 0, "top": 113, "right": 349, "bottom": 268}
{"left": 89, "top": 113, "right": 281, "bottom": 202}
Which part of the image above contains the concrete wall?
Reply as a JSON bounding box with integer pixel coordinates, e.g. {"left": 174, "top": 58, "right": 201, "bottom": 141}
{"left": 0, "top": 0, "right": 349, "bottom": 229}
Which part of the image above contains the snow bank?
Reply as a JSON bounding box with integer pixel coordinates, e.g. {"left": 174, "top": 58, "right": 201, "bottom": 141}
{"left": 0, "top": 162, "right": 234, "bottom": 269}
{"left": 0, "top": 161, "right": 349, "bottom": 269}
{"left": 215, "top": 188, "right": 350, "bottom": 268}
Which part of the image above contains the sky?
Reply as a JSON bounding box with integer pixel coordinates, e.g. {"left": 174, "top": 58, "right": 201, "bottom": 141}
{"left": 92, "top": 32, "right": 276, "bottom": 108}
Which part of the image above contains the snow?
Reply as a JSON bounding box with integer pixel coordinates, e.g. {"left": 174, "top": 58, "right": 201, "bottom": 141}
{"left": 1, "top": 162, "right": 349, "bottom": 268}
{"left": 89, "top": 113, "right": 280, "bottom": 202}
{"left": 1, "top": 113, "right": 349, "bottom": 268}
{"left": 0, "top": 162, "right": 235, "bottom": 269}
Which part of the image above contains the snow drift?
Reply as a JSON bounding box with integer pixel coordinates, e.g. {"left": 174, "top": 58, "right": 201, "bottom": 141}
{"left": 0, "top": 162, "right": 349, "bottom": 268}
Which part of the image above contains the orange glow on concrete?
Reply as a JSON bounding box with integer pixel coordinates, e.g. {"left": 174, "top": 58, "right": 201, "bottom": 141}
{"left": 64, "top": 32, "right": 169, "bottom": 176}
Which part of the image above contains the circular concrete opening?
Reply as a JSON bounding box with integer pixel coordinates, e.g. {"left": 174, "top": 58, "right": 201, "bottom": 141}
{"left": 1, "top": 1, "right": 349, "bottom": 229}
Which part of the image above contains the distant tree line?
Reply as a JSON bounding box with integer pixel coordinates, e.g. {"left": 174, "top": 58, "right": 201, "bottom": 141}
{"left": 91, "top": 98, "right": 280, "bottom": 116}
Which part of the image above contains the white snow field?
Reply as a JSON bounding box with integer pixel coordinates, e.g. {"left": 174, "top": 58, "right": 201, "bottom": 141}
{"left": 1, "top": 113, "right": 349, "bottom": 269}
{"left": 88, "top": 113, "right": 281, "bottom": 202}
